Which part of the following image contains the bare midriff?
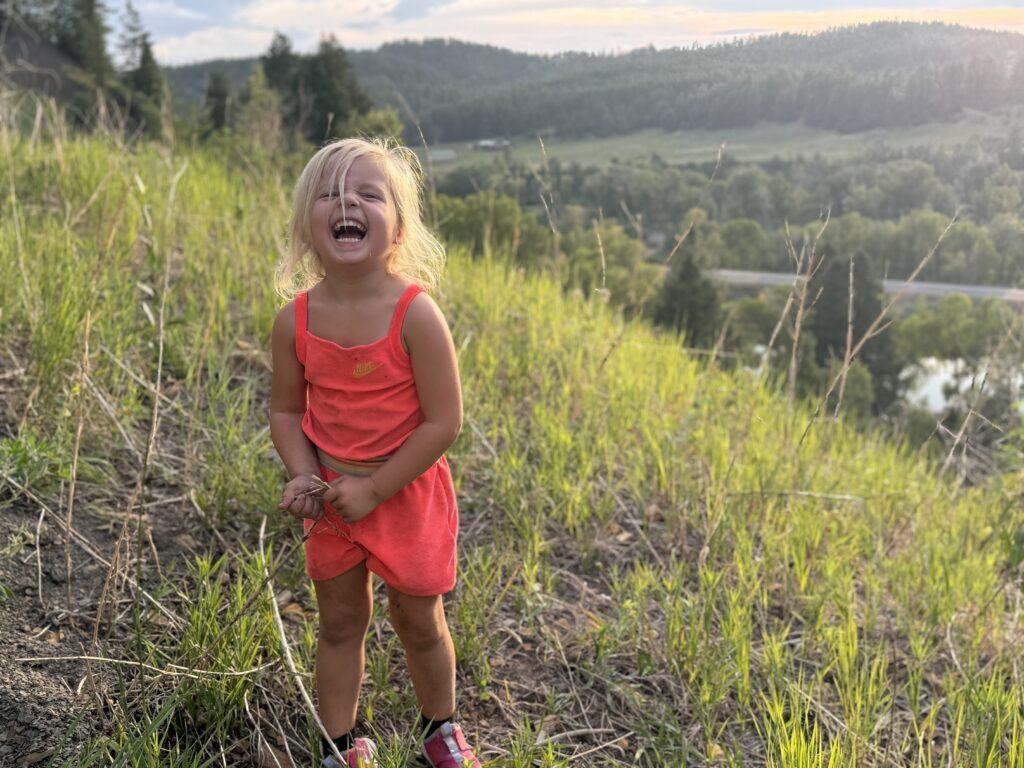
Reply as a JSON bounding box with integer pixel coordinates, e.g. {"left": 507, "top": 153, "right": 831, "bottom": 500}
{"left": 316, "top": 446, "right": 392, "bottom": 477}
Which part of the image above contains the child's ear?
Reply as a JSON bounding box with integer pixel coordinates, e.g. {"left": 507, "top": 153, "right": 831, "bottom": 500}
{"left": 394, "top": 228, "right": 404, "bottom": 245}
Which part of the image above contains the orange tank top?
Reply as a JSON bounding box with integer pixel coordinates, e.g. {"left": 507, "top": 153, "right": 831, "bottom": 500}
{"left": 295, "top": 283, "right": 425, "bottom": 461}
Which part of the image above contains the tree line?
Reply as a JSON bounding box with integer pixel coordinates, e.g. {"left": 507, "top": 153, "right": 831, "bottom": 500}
{"left": 438, "top": 130, "right": 1024, "bottom": 286}
{"left": 387, "top": 23, "right": 1024, "bottom": 142}
{"left": 429, "top": 126, "right": 1024, "bottom": 430}
{"left": 163, "top": 23, "right": 1024, "bottom": 145}
{"left": 197, "top": 33, "right": 401, "bottom": 148}
{"left": 3, "top": 5, "right": 401, "bottom": 147}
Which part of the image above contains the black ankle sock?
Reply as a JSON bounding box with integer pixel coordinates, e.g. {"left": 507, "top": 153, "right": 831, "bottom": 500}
{"left": 322, "top": 730, "right": 354, "bottom": 757}
{"left": 418, "top": 712, "right": 454, "bottom": 740}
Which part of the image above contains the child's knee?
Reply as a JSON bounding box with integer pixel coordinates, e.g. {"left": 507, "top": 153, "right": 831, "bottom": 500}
{"left": 318, "top": 603, "right": 372, "bottom": 646}
{"left": 389, "top": 601, "right": 447, "bottom": 650}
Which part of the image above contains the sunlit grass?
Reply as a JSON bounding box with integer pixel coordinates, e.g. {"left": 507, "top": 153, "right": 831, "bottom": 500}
{"left": 3, "top": 107, "right": 1024, "bottom": 766}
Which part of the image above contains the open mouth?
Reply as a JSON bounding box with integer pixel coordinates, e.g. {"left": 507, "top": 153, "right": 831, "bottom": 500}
{"left": 331, "top": 219, "right": 367, "bottom": 243}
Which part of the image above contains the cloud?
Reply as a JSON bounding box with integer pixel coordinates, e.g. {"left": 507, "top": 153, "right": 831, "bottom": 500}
{"left": 389, "top": 0, "right": 453, "bottom": 21}
{"left": 137, "top": 0, "right": 208, "bottom": 20}
{"left": 152, "top": 3, "right": 1024, "bottom": 64}
{"left": 239, "top": 0, "right": 398, "bottom": 30}
{"left": 153, "top": 26, "right": 279, "bottom": 63}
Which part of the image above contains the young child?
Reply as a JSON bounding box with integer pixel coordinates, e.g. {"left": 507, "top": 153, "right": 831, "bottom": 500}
{"left": 268, "top": 136, "right": 481, "bottom": 768}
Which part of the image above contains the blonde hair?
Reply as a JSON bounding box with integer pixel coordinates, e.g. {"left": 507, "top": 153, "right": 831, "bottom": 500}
{"left": 276, "top": 136, "right": 445, "bottom": 298}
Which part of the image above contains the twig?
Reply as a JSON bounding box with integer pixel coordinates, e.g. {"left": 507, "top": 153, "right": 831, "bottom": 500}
{"left": 707, "top": 306, "right": 733, "bottom": 371}
{"left": 619, "top": 200, "right": 643, "bottom": 242}
{"left": 834, "top": 254, "right": 855, "bottom": 417}
{"left": 543, "top": 726, "right": 617, "bottom": 743}
{"left": 35, "top": 503, "right": 46, "bottom": 610}
{"left": 531, "top": 135, "right": 561, "bottom": 261}
{"left": 93, "top": 256, "right": 169, "bottom": 647}
{"left": 66, "top": 311, "right": 92, "bottom": 610}
{"left": 67, "top": 168, "right": 113, "bottom": 229}
{"left": 665, "top": 144, "right": 724, "bottom": 266}
{"left": 0, "top": 469, "right": 182, "bottom": 628}
{"left": 244, "top": 693, "right": 284, "bottom": 768}
{"left": 466, "top": 417, "right": 499, "bottom": 462}
{"left": 939, "top": 321, "right": 1017, "bottom": 481}
{"left": 598, "top": 320, "right": 629, "bottom": 372}
{"left": 798, "top": 213, "right": 959, "bottom": 447}
{"left": 83, "top": 372, "right": 142, "bottom": 464}
{"left": 592, "top": 213, "right": 609, "bottom": 300}
{"left": 569, "top": 730, "right": 635, "bottom": 761}
{"left": 15, "top": 654, "right": 276, "bottom": 679}
{"left": 663, "top": 219, "right": 694, "bottom": 266}
{"left": 98, "top": 345, "right": 203, "bottom": 432}
{"left": 263, "top": 685, "right": 299, "bottom": 767}
{"left": 258, "top": 516, "right": 347, "bottom": 766}
{"left": 785, "top": 215, "right": 829, "bottom": 406}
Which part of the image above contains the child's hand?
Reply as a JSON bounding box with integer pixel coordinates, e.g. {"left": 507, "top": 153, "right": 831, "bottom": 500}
{"left": 278, "top": 474, "right": 326, "bottom": 521}
{"left": 322, "top": 475, "right": 382, "bottom": 523}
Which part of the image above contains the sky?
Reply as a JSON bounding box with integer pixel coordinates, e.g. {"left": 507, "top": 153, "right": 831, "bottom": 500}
{"left": 130, "top": 1, "right": 1024, "bottom": 66}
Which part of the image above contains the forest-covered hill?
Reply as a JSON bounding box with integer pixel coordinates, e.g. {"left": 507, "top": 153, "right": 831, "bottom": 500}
{"left": 165, "top": 22, "right": 1024, "bottom": 141}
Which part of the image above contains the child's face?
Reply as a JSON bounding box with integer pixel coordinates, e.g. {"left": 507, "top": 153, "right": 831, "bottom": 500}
{"left": 309, "top": 155, "right": 401, "bottom": 272}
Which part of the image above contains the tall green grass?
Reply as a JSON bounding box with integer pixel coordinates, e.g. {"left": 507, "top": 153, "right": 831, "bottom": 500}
{"left": 2, "top": 109, "right": 1023, "bottom": 766}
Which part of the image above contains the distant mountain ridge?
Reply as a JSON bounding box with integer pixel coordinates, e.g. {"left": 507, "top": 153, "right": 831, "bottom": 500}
{"left": 164, "top": 22, "right": 1024, "bottom": 141}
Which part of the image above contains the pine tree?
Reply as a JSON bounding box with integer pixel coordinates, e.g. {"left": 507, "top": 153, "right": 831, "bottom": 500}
{"left": 651, "top": 213, "right": 722, "bottom": 350}
{"left": 260, "top": 32, "right": 301, "bottom": 135}
{"left": 129, "top": 35, "right": 163, "bottom": 102}
{"left": 262, "top": 32, "right": 297, "bottom": 93}
{"left": 652, "top": 249, "right": 722, "bottom": 349}
{"left": 57, "top": 0, "right": 114, "bottom": 86}
{"left": 204, "top": 71, "right": 231, "bottom": 133}
{"left": 117, "top": 0, "right": 145, "bottom": 70}
{"left": 297, "top": 36, "right": 371, "bottom": 143}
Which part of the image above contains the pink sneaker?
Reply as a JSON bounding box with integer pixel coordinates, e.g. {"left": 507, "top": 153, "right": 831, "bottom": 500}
{"left": 322, "top": 737, "right": 377, "bottom": 768}
{"left": 422, "top": 722, "right": 481, "bottom": 768}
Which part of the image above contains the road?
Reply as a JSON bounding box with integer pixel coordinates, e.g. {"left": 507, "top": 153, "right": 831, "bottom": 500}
{"left": 711, "top": 269, "right": 1024, "bottom": 304}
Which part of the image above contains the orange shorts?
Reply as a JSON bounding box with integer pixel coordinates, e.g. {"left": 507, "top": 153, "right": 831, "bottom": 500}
{"left": 302, "top": 455, "right": 458, "bottom": 595}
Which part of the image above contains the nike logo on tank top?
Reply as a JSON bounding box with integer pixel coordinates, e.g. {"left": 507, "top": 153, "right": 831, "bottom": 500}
{"left": 295, "top": 283, "right": 425, "bottom": 462}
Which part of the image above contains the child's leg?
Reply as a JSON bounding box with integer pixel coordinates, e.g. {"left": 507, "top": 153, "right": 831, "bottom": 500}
{"left": 314, "top": 561, "right": 373, "bottom": 737}
{"left": 385, "top": 586, "right": 456, "bottom": 720}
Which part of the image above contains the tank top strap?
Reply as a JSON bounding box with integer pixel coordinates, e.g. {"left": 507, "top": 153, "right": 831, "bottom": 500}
{"left": 388, "top": 283, "right": 424, "bottom": 359}
{"left": 294, "top": 291, "right": 309, "bottom": 365}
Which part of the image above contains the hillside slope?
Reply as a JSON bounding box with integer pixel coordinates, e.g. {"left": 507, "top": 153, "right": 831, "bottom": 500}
{"left": 1, "top": 119, "right": 1022, "bottom": 765}
{"left": 165, "top": 22, "right": 1024, "bottom": 141}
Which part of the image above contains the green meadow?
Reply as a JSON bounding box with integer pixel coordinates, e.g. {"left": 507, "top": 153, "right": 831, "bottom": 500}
{"left": 421, "top": 109, "right": 1024, "bottom": 169}
{"left": 3, "top": 110, "right": 1024, "bottom": 767}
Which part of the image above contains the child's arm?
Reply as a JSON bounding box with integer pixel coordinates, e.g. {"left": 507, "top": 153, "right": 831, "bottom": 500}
{"left": 269, "top": 302, "right": 323, "bottom": 520}
{"left": 369, "top": 292, "right": 463, "bottom": 500}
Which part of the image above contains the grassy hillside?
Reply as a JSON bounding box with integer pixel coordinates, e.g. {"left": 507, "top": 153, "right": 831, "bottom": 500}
{"left": 2, "top": 113, "right": 1024, "bottom": 766}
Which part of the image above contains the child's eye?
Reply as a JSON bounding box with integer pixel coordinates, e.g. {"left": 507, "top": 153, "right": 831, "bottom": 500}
{"left": 362, "top": 192, "right": 382, "bottom": 201}
{"left": 319, "top": 192, "right": 338, "bottom": 200}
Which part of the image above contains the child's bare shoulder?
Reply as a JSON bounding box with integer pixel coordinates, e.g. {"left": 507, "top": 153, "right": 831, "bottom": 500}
{"left": 402, "top": 290, "right": 451, "bottom": 353}
{"left": 407, "top": 289, "right": 447, "bottom": 327}
{"left": 272, "top": 299, "right": 298, "bottom": 344}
